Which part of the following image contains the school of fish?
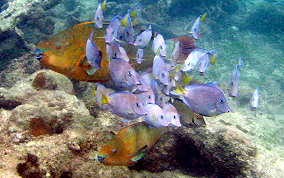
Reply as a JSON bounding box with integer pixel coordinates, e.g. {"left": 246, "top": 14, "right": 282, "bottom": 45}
{"left": 35, "top": 1, "right": 260, "bottom": 166}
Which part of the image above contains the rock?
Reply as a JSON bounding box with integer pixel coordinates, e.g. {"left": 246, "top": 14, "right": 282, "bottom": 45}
{"left": 7, "top": 69, "right": 74, "bottom": 102}
{"left": 130, "top": 125, "right": 260, "bottom": 177}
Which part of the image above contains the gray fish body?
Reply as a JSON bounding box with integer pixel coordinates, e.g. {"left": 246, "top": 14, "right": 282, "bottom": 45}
{"left": 136, "top": 87, "right": 155, "bottom": 106}
{"left": 108, "top": 92, "right": 147, "bottom": 120}
{"left": 134, "top": 25, "right": 152, "bottom": 48}
{"left": 86, "top": 30, "right": 102, "bottom": 69}
{"left": 94, "top": 3, "right": 103, "bottom": 28}
{"left": 198, "top": 52, "right": 210, "bottom": 75}
{"left": 143, "top": 103, "right": 168, "bottom": 128}
{"left": 153, "top": 55, "right": 170, "bottom": 86}
{"left": 163, "top": 103, "right": 181, "bottom": 127}
{"left": 250, "top": 88, "right": 259, "bottom": 111}
{"left": 109, "top": 58, "right": 145, "bottom": 92}
{"left": 105, "top": 16, "right": 121, "bottom": 43}
{"left": 228, "top": 64, "right": 240, "bottom": 97}
{"left": 191, "top": 16, "right": 201, "bottom": 39}
{"left": 181, "top": 84, "right": 230, "bottom": 116}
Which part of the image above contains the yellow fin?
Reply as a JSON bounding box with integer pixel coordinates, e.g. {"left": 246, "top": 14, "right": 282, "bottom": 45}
{"left": 101, "top": 91, "right": 110, "bottom": 104}
{"left": 132, "top": 18, "right": 139, "bottom": 26}
{"left": 120, "top": 14, "right": 129, "bottom": 27}
{"left": 210, "top": 53, "right": 217, "bottom": 64}
{"left": 172, "top": 83, "right": 185, "bottom": 95}
{"left": 183, "top": 75, "right": 193, "bottom": 85}
{"left": 201, "top": 13, "right": 207, "bottom": 22}
{"left": 129, "top": 9, "right": 137, "bottom": 18}
{"left": 102, "top": 0, "right": 107, "bottom": 11}
{"left": 92, "top": 88, "right": 96, "bottom": 96}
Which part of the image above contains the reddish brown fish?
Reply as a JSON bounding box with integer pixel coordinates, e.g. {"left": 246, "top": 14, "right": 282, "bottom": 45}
{"left": 36, "top": 22, "right": 197, "bottom": 82}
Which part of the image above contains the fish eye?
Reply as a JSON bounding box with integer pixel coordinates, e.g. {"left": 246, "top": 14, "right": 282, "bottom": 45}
{"left": 139, "top": 38, "right": 142, "bottom": 42}
{"left": 128, "top": 71, "right": 132, "bottom": 76}
{"left": 220, "top": 99, "right": 224, "bottom": 104}
{"left": 148, "top": 95, "right": 151, "bottom": 99}
{"left": 173, "top": 115, "right": 176, "bottom": 119}
{"left": 136, "top": 102, "right": 140, "bottom": 107}
{"left": 160, "top": 115, "right": 164, "bottom": 119}
{"left": 194, "top": 28, "right": 197, "bottom": 32}
{"left": 97, "top": 156, "right": 104, "bottom": 162}
{"left": 161, "top": 73, "right": 165, "bottom": 78}
{"left": 112, "top": 149, "right": 118, "bottom": 153}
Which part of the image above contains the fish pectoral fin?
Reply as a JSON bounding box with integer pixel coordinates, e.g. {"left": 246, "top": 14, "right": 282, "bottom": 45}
{"left": 85, "top": 67, "right": 97, "bottom": 76}
{"left": 129, "top": 145, "right": 148, "bottom": 162}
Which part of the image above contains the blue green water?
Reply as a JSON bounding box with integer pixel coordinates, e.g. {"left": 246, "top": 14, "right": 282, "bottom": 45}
{"left": 0, "top": 0, "right": 283, "bottom": 176}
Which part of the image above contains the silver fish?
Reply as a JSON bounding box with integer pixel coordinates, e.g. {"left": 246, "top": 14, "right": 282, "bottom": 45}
{"left": 182, "top": 48, "right": 205, "bottom": 72}
{"left": 107, "top": 92, "right": 147, "bottom": 120}
{"left": 109, "top": 58, "right": 146, "bottom": 92}
{"left": 105, "top": 15, "right": 121, "bottom": 43}
{"left": 163, "top": 103, "right": 181, "bottom": 127}
{"left": 136, "top": 48, "right": 144, "bottom": 64}
{"left": 171, "top": 84, "right": 230, "bottom": 117}
{"left": 94, "top": 3, "right": 103, "bottom": 28}
{"left": 134, "top": 25, "right": 152, "bottom": 48}
{"left": 153, "top": 54, "right": 170, "bottom": 86}
{"left": 152, "top": 33, "right": 166, "bottom": 57}
{"left": 86, "top": 30, "right": 102, "bottom": 69}
{"left": 228, "top": 64, "right": 240, "bottom": 97}
{"left": 143, "top": 103, "right": 168, "bottom": 128}
{"left": 250, "top": 88, "right": 259, "bottom": 111}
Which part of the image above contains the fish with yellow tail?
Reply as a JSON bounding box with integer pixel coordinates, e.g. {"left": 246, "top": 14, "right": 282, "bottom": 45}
{"left": 170, "top": 83, "right": 230, "bottom": 117}
{"left": 97, "top": 122, "right": 166, "bottom": 166}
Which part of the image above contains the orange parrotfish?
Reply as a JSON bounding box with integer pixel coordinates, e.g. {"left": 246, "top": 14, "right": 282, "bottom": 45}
{"left": 36, "top": 22, "right": 197, "bottom": 82}
{"left": 97, "top": 122, "right": 166, "bottom": 166}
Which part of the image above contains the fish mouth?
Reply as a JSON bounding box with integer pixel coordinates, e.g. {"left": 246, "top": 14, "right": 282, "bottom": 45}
{"left": 97, "top": 156, "right": 104, "bottom": 162}
{"left": 34, "top": 48, "right": 43, "bottom": 60}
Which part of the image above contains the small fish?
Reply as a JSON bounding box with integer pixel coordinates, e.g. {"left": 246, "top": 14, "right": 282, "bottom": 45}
{"left": 141, "top": 72, "right": 158, "bottom": 92}
{"left": 228, "top": 64, "right": 240, "bottom": 97}
{"left": 198, "top": 52, "right": 210, "bottom": 75}
{"left": 136, "top": 87, "right": 155, "bottom": 106}
{"left": 134, "top": 25, "right": 152, "bottom": 48}
{"left": 94, "top": 84, "right": 109, "bottom": 110}
{"left": 250, "top": 88, "right": 259, "bottom": 111}
{"left": 86, "top": 30, "right": 102, "bottom": 69}
{"left": 97, "top": 122, "right": 165, "bottom": 166}
{"left": 155, "top": 91, "right": 170, "bottom": 108}
{"left": 152, "top": 53, "right": 170, "bottom": 86}
{"left": 100, "top": 91, "right": 147, "bottom": 120}
{"left": 109, "top": 58, "right": 146, "bottom": 92}
{"left": 105, "top": 15, "right": 121, "bottom": 43}
{"left": 238, "top": 56, "right": 244, "bottom": 69}
{"left": 190, "top": 13, "right": 206, "bottom": 39}
{"left": 94, "top": 3, "right": 104, "bottom": 28}
{"left": 136, "top": 48, "right": 144, "bottom": 64}
{"left": 171, "top": 84, "right": 230, "bottom": 117}
{"left": 163, "top": 103, "right": 181, "bottom": 127}
{"left": 182, "top": 48, "right": 205, "bottom": 72}
{"left": 143, "top": 104, "right": 168, "bottom": 128}
{"left": 152, "top": 33, "right": 166, "bottom": 57}
{"left": 121, "top": 11, "right": 134, "bottom": 44}
{"left": 170, "top": 41, "right": 180, "bottom": 66}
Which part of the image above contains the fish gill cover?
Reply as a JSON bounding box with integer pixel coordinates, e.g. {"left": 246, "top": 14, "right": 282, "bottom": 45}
{"left": 0, "top": 0, "right": 283, "bottom": 177}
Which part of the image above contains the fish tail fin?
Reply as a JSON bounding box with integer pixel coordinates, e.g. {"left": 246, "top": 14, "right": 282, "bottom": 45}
{"left": 102, "top": 0, "right": 107, "bottom": 11}
{"left": 120, "top": 14, "right": 129, "bottom": 27}
{"left": 101, "top": 91, "right": 110, "bottom": 105}
{"left": 182, "top": 75, "right": 193, "bottom": 85}
{"left": 172, "top": 83, "right": 185, "bottom": 95}
{"left": 210, "top": 53, "right": 217, "bottom": 64}
{"left": 200, "top": 13, "right": 207, "bottom": 22}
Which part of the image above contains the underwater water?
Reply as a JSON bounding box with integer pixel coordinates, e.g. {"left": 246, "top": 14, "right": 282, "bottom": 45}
{"left": 0, "top": 0, "right": 283, "bottom": 177}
